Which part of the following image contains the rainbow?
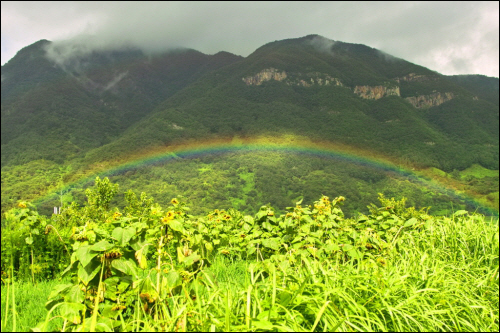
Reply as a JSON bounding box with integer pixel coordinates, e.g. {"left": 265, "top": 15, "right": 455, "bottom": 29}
{"left": 34, "top": 136, "right": 498, "bottom": 216}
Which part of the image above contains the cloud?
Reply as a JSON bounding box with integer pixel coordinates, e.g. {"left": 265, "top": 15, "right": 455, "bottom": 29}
{"left": 307, "top": 35, "right": 337, "bottom": 56}
{"left": 103, "top": 72, "right": 128, "bottom": 92}
{"left": 2, "top": 1, "right": 499, "bottom": 77}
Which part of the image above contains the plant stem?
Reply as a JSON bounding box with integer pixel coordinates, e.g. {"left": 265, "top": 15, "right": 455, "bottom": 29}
{"left": 31, "top": 246, "right": 35, "bottom": 284}
{"left": 156, "top": 227, "right": 165, "bottom": 321}
{"left": 90, "top": 257, "right": 106, "bottom": 331}
{"left": 11, "top": 264, "right": 16, "bottom": 332}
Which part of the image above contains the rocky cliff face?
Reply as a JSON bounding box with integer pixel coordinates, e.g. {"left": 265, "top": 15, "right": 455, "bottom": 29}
{"left": 242, "top": 68, "right": 343, "bottom": 88}
{"left": 394, "top": 73, "right": 438, "bottom": 83}
{"left": 405, "top": 92, "right": 454, "bottom": 108}
{"left": 242, "top": 69, "right": 457, "bottom": 107}
{"left": 353, "top": 85, "right": 400, "bottom": 99}
{"left": 288, "top": 72, "right": 344, "bottom": 87}
{"left": 242, "top": 68, "right": 287, "bottom": 85}
{"left": 243, "top": 69, "right": 400, "bottom": 100}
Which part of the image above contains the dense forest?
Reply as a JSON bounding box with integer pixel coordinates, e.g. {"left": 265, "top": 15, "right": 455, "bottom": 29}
{"left": 2, "top": 35, "right": 498, "bottom": 218}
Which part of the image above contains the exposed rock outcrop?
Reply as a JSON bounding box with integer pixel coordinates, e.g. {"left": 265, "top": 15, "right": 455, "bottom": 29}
{"left": 405, "top": 92, "right": 454, "bottom": 108}
{"left": 286, "top": 72, "right": 343, "bottom": 87}
{"left": 170, "top": 123, "right": 184, "bottom": 130}
{"left": 242, "top": 68, "right": 343, "bottom": 88}
{"left": 353, "top": 85, "right": 400, "bottom": 99}
{"left": 394, "top": 73, "right": 437, "bottom": 83}
{"left": 242, "top": 68, "right": 287, "bottom": 85}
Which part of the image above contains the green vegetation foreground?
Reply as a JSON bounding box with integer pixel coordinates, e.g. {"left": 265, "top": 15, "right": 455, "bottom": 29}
{"left": 1, "top": 177, "right": 499, "bottom": 332}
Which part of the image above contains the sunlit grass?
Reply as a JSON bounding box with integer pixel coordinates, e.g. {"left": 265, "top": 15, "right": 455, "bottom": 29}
{"left": 1, "top": 278, "right": 65, "bottom": 332}
{"left": 2, "top": 214, "right": 498, "bottom": 332}
{"left": 116, "top": 213, "right": 498, "bottom": 332}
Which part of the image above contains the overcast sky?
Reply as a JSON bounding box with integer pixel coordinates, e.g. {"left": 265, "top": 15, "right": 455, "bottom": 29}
{"left": 2, "top": 1, "right": 499, "bottom": 77}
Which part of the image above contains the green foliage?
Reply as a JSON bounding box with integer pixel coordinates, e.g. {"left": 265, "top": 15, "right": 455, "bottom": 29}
{"left": 1, "top": 178, "right": 498, "bottom": 331}
{"left": 1, "top": 201, "right": 70, "bottom": 282}
{"left": 1, "top": 35, "right": 499, "bottom": 331}
{"left": 2, "top": 36, "right": 499, "bottom": 218}
{"left": 85, "top": 176, "right": 119, "bottom": 214}
{"left": 447, "top": 74, "right": 499, "bottom": 106}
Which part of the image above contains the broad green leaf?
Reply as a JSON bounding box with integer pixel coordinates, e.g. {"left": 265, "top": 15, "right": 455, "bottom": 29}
{"left": 111, "top": 258, "right": 138, "bottom": 279}
{"left": 247, "top": 246, "right": 256, "bottom": 255}
{"left": 325, "top": 243, "right": 340, "bottom": 252}
{"left": 104, "top": 277, "right": 130, "bottom": 301}
{"left": 302, "top": 215, "right": 314, "bottom": 224}
{"left": 193, "top": 234, "right": 203, "bottom": 245}
{"left": 112, "top": 226, "right": 136, "bottom": 246}
{"left": 90, "top": 239, "right": 114, "bottom": 252}
{"left": 404, "top": 218, "right": 418, "bottom": 227}
{"left": 307, "top": 247, "right": 319, "bottom": 257}
{"left": 255, "top": 210, "right": 267, "bottom": 221}
{"left": 262, "top": 238, "right": 280, "bottom": 251}
{"left": 135, "top": 245, "right": 149, "bottom": 269}
{"left": 277, "top": 291, "right": 293, "bottom": 307}
{"left": 453, "top": 210, "right": 468, "bottom": 216}
{"left": 348, "top": 248, "right": 363, "bottom": 260}
{"left": 100, "top": 303, "right": 121, "bottom": 320}
{"left": 300, "top": 224, "right": 310, "bottom": 233}
{"left": 164, "top": 270, "right": 181, "bottom": 290}
{"left": 183, "top": 252, "right": 201, "bottom": 266}
{"left": 262, "top": 221, "right": 274, "bottom": 231}
{"left": 169, "top": 219, "right": 184, "bottom": 232}
{"left": 61, "top": 261, "right": 77, "bottom": 278}
{"left": 78, "top": 260, "right": 101, "bottom": 286}
{"left": 48, "top": 283, "right": 73, "bottom": 300}
{"left": 96, "top": 317, "right": 115, "bottom": 331}
{"left": 204, "top": 242, "right": 214, "bottom": 252}
{"left": 25, "top": 236, "right": 33, "bottom": 245}
{"left": 76, "top": 245, "right": 99, "bottom": 267}
{"left": 65, "top": 285, "right": 85, "bottom": 303}
{"left": 111, "top": 227, "right": 125, "bottom": 244}
{"left": 243, "top": 215, "right": 254, "bottom": 225}
{"left": 59, "top": 302, "right": 86, "bottom": 325}
{"left": 357, "top": 216, "right": 368, "bottom": 223}
{"left": 341, "top": 244, "right": 354, "bottom": 251}
{"left": 177, "top": 246, "right": 185, "bottom": 263}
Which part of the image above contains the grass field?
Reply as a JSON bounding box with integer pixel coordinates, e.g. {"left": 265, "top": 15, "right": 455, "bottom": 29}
{"left": 461, "top": 164, "right": 499, "bottom": 179}
{"left": 2, "top": 213, "right": 498, "bottom": 332}
{"left": 1, "top": 278, "right": 64, "bottom": 332}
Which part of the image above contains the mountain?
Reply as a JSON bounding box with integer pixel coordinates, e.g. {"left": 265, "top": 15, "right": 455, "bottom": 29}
{"left": 1, "top": 35, "right": 498, "bottom": 215}
{"left": 81, "top": 35, "right": 499, "bottom": 171}
{"left": 1, "top": 40, "right": 243, "bottom": 166}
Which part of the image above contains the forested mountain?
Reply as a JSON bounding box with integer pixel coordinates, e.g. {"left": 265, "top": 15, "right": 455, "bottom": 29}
{"left": 82, "top": 35, "right": 498, "bottom": 171}
{"left": 1, "top": 40, "right": 243, "bottom": 166}
{"left": 1, "top": 35, "right": 498, "bottom": 216}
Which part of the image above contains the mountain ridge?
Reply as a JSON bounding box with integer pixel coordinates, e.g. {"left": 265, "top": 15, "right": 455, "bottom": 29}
{"left": 1, "top": 35, "right": 498, "bottom": 215}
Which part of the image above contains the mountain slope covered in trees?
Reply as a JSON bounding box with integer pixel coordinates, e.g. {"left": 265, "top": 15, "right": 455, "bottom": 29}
{"left": 1, "top": 35, "right": 498, "bottom": 216}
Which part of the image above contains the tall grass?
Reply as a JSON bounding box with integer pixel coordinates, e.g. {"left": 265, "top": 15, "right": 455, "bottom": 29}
{"left": 2, "top": 214, "right": 498, "bottom": 332}
{"left": 115, "top": 213, "right": 499, "bottom": 332}
{"left": 1, "top": 277, "right": 64, "bottom": 332}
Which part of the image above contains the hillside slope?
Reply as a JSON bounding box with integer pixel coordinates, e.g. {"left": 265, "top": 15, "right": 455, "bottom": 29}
{"left": 83, "top": 35, "right": 499, "bottom": 171}
{"left": 1, "top": 35, "right": 498, "bottom": 215}
{"left": 1, "top": 40, "right": 243, "bottom": 166}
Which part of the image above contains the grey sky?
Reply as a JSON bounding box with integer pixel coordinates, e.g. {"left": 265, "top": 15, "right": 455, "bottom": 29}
{"left": 2, "top": 1, "right": 499, "bottom": 77}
